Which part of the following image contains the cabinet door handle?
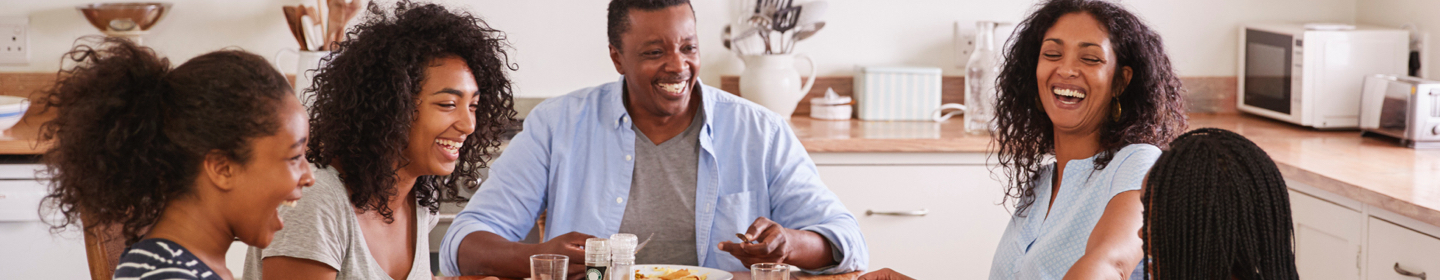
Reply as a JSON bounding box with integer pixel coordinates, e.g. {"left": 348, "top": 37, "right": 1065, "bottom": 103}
{"left": 865, "top": 209, "right": 928, "bottom": 217}
{"left": 1396, "top": 263, "right": 1427, "bottom": 280}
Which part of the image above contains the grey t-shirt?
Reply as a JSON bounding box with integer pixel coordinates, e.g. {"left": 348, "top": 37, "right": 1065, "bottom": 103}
{"left": 617, "top": 109, "right": 705, "bottom": 265}
{"left": 242, "top": 164, "right": 439, "bottom": 280}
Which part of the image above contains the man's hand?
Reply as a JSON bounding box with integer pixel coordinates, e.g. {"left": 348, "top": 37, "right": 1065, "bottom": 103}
{"left": 537, "top": 232, "right": 592, "bottom": 280}
{"left": 857, "top": 268, "right": 915, "bottom": 280}
{"left": 717, "top": 217, "right": 837, "bottom": 270}
{"left": 457, "top": 231, "right": 594, "bottom": 280}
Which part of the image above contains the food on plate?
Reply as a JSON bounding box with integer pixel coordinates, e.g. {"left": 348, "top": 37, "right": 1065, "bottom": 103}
{"left": 635, "top": 267, "right": 707, "bottom": 280}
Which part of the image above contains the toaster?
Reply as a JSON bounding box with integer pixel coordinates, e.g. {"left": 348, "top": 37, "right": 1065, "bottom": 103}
{"left": 1359, "top": 74, "right": 1440, "bottom": 148}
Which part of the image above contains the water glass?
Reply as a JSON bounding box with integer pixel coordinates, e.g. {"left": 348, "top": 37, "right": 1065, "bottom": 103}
{"left": 530, "top": 254, "right": 568, "bottom": 280}
{"left": 750, "top": 263, "right": 790, "bottom": 280}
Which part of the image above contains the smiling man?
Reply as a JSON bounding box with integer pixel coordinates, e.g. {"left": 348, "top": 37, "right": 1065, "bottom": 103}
{"left": 438, "top": 0, "right": 867, "bottom": 278}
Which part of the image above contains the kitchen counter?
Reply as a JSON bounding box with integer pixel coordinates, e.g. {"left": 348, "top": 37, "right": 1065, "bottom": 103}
{"left": 788, "top": 114, "right": 1440, "bottom": 228}
{"left": 789, "top": 116, "right": 992, "bottom": 153}
{"left": 1185, "top": 114, "right": 1440, "bottom": 228}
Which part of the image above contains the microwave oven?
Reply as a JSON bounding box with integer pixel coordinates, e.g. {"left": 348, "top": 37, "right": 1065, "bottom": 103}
{"left": 1238, "top": 23, "right": 1409, "bottom": 129}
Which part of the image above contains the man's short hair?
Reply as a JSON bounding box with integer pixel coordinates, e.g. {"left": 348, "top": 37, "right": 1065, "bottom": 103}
{"left": 606, "top": 0, "right": 693, "bottom": 49}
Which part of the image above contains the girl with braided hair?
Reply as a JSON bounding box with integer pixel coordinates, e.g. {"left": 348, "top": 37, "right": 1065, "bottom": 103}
{"left": 1141, "top": 128, "right": 1299, "bottom": 279}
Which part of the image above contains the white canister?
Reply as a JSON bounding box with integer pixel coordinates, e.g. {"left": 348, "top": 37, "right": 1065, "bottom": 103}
{"left": 809, "top": 87, "right": 852, "bottom": 120}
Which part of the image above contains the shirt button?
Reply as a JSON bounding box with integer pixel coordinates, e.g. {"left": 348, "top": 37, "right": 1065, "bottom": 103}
{"left": 616, "top": 197, "right": 624, "bottom": 204}
{"left": 625, "top": 155, "right": 632, "bottom": 161}
{"left": 621, "top": 116, "right": 628, "bottom": 123}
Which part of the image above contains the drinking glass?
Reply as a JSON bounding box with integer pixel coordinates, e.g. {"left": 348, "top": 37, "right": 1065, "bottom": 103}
{"left": 530, "top": 254, "right": 568, "bottom": 280}
{"left": 750, "top": 263, "right": 790, "bottom": 280}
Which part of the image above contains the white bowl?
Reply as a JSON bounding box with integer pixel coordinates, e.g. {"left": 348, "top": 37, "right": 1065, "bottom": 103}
{"left": 0, "top": 96, "right": 31, "bottom": 131}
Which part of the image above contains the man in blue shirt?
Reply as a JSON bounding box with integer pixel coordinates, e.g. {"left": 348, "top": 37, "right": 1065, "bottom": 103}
{"left": 439, "top": 0, "right": 866, "bottom": 278}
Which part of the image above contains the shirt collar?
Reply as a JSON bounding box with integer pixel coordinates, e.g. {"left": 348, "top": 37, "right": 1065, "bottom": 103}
{"left": 604, "top": 75, "right": 716, "bottom": 133}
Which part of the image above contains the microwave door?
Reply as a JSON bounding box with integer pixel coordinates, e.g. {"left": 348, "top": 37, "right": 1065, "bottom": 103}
{"left": 1244, "top": 29, "right": 1293, "bottom": 114}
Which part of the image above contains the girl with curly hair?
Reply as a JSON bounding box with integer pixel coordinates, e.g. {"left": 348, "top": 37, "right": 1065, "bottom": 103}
{"left": 1141, "top": 128, "right": 1298, "bottom": 280}
{"left": 41, "top": 37, "right": 313, "bottom": 280}
{"left": 985, "top": 0, "right": 1187, "bottom": 279}
{"left": 243, "top": 1, "right": 515, "bottom": 279}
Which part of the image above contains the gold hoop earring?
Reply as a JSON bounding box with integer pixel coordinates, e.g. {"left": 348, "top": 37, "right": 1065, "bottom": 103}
{"left": 1111, "top": 99, "right": 1122, "bottom": 122}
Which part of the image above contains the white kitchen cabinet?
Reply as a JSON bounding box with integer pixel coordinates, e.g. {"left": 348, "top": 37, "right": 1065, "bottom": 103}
{"left": 1289, "top": 189, "right": 1365, "bottom": 280}
{"left": 1367, "top": 217, "right": 1440, "bottom": 280}
{"left": 0, "top": 164, "right": 89, "bottom": 279}
{"left": 814, "top": 153, "right": 1010, "bottom": 279}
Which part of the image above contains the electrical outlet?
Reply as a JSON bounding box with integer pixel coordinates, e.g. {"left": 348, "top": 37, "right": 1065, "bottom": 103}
{"left": 955, "top": 21, "right": 975, "bottom": 68}
{"left": 0, "top": 16, "right": 29, "bottom": 65}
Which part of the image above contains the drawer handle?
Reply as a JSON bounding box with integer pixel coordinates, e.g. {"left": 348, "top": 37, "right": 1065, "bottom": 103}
{"left": 1396, "top": 263, "right": 1427, "bottom": 280}
{"left": 865, "top": 209, "right": 928, "bottom": 217}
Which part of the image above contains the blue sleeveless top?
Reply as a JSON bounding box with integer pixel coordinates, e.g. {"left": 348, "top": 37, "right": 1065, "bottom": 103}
{"left": 988, "top": 144, "right": 1160, "bottom": 280}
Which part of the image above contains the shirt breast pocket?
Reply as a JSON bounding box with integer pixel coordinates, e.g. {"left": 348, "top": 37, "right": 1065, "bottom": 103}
{"left": 715, "top": 190, "right": 757, "bottom": 232}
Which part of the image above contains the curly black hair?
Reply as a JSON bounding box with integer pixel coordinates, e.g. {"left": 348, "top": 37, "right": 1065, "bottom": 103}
{"left": 994, "top": 0, "right": 1187, "bottom": 215}
{"left": 607, "top": 0, "right": 693, "bottom": 49}
{"left": 39, "top": 37, "right": 291, "bottom": 244}
{"left": 307, "top": 1, "right": 516, "bottom": 222}
{"left": 1142, "top": 128, "right": 1298, "bottom": 279}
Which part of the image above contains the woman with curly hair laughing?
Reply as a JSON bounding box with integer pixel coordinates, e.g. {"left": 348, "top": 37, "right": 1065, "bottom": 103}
{"left": 243, "top": 1, "right": 516, "bottom": 279}
{"left": 986, "top": 0, "right": 1186, "bottom": 279}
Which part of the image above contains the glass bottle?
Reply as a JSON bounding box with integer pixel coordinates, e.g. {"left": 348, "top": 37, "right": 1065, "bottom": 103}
{"left": 585, "top": 238, "right": 609, "bottom": 280}
{"left": 965, "top": 21, "right": 1002, "bottom": 135}
{"left": 608, "top": 234, "right": 637, "bottom": 280}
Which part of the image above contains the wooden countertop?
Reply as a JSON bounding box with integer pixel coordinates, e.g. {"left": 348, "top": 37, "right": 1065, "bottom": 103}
{"left": 1185, "top": 114, "right": 1440, "bottom": 228}
{"left": 789, "top": 114, "right": 1440, "bottom": 228}
{"left": 789, "top": 116, "right": 992, "bottom": 153}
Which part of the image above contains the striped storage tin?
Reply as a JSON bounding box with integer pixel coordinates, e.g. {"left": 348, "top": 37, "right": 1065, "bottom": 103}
{"left": 853, "top": 66, "right": 944, "bottom": 121}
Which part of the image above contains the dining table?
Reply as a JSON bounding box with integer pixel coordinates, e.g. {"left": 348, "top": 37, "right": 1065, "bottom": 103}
{"left": 434, "top": 270, "right": 863, "bottom": 280}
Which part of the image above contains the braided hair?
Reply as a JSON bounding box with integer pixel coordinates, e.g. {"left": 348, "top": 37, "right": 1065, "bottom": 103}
{"left": 1141, "top": 128, "right": 1298, "bottom": 280}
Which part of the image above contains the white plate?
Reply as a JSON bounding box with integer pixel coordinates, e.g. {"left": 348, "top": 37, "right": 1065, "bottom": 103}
{"left": 632, "top": 264, "right": 734, "bottom": 280}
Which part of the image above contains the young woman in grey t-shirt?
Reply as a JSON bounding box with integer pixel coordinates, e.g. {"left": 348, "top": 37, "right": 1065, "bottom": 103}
{"left": 244, "top": 1, "right": 516, "bottom": 280}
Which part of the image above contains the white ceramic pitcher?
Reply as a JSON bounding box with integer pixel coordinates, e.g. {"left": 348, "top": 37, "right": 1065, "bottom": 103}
{"left": 740, "top": 54, "right": 816, "bottom": 119}
{"left": 273, "top": 49, "right": 330, "bottom": 111}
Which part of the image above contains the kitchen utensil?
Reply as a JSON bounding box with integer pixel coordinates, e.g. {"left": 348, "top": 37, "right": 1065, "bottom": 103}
{"left": 633, "top": 232, "right": 655, "bottom": 256}
{"left": 530, "top": 254, "right": 568, "bottom": 280}
{"left": 751, "top": 263, "right": 790, "bottom": 280}
{"left": 771, "top": 6, "right": 802, "bottom": 53}
{"left": 326, "top": 0, "right": 365, "bottom": 50}
{"left": 76, "top": 2, "right": 173, "bottom": 44}
{"left": 786, "top": 21, "right": 824, "bottom": 53}
{"left": 794, "top": 0, "right": 828, "bottom": 26}
{"left": 299, "top": 13, "right": 323, "bottom": 52}
{"left": 282, "top": 6, "right": 307, "bottom": 51}
{"left": 735, "top": 233, "right": 754, "bottom": 244}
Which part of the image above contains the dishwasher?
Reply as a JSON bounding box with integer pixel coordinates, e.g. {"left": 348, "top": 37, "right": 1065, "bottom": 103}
{"left": 0, "top": 156, "right": 89, "bottom": 279}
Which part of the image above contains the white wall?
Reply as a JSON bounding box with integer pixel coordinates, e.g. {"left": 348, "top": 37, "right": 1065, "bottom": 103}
{"left": 1358, "top": 0, "right": 1440, "bottom": 80}
{"left": 0, "top": 0, "right": 1361, "bottom": 98}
